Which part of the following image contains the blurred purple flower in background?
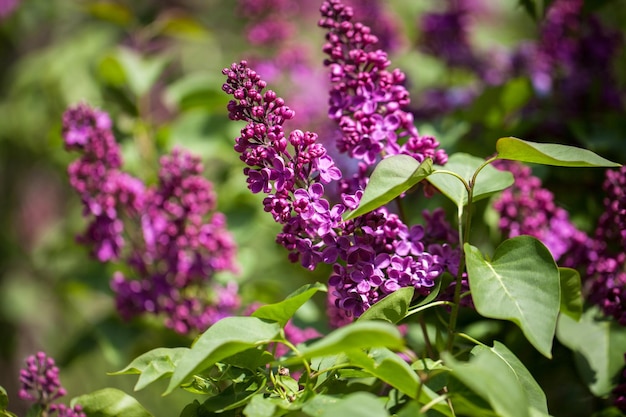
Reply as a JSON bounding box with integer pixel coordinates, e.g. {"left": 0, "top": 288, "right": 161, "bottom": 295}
{"left": 0, "top": 0, "right": 19, "bottom": 19}
{"left": 493, "top": 160, "right": 591, "bottom": 266}
{"left": 63, "top": 103, "right": 239, "bottom": 335}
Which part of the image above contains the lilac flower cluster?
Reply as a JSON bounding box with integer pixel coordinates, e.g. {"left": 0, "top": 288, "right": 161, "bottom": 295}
{"left": 412, "top": 0, "right": 623, "bottom": 123}
{"left": 418, "top": 0, "right": 481, "bottom": 72}
{"left": 63, "top": 103, "right": 239, "bottom": 335}
{"left": 223, "top": 57, "right": 451, "bottom": 317}
{"left": 514, "top": 0, "right": 623, "bottom": 111}
{"left": 492, "top": 160, "right": 591, "bottom": 266}
{"left": 19, "top": 352, "right": 85, "bottom": 417}
{"left": 586, "top": 166, "right": 626, "bottom": 325}
{"left": 237, "top": 0, "right": 313, "bottom": 47}
{"left": 319, "top": 0, "right": 448, "bottom": 172}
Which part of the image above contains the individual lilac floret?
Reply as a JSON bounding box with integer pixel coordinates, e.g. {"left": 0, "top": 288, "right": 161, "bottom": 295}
{"left": 319, "top": 0, "right": 448, "bottom": 172}
{"left": 63, "top": 104, "right": 240, "bottom": 335}
{"left": 586, "top": 166, "right": 626, "bottom": 325}
{"left": 223, "top": 61, "right": 447, "bottom": 318}
{"left": 19, "top": 352, "right": 86, "bottom": 417}
{"left": 492, "top": 160, "right": 591, "bottom": 267}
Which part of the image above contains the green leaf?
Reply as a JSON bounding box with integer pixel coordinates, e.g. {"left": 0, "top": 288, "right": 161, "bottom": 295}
{"left": 72, "top": 388, "right": 153, "bottom": 417}
{"left": 428, "top": 153, "right": 514, "bottom": 213}
{"left": 444, "top": 348, "right": 530, "bottom": 417}
{"left": 163, "top": 72, "right": 227, "bottom": 111}
{"left": 496, "top": 137, "right": 621, "bottom": 167}
{"left": 464, "top": 78, "right": 532, "bottom": 127}
{"left": 289, "top": 321, "right": 404, "bottom": 362}
{"left": 348, "top": 348, "right": 419, "bottom": 398}
{"left": 557, "top": 307, "right": 626, "bottom": 396}
{"left": 464, "top": 236, "right": 560, "bottom": 358}
{"left": 252, "top": 282, "right": 326, "bottom": 327}
{"left": 343, "top": 156, "right": 433, "bottom": 220}
{"left": 179, "top": 400, "right": 201, "bottom": 417}
{"left": 477, "top": 342, "right": 548, "bottom": 414}
{"left": 0, "top": 387, "right": 17, "bottom": 417}
{"left": 86, "top": 2, "right": 132, "bottom": 25}
{"left": 313, "top": 392, "right": 389, "bottom": 417}
{"left": 243, "top": 394, "right": 277, "bottom": 417}
{"left": 221, "top": 347, "right": 274, "bottom": 371}
{"left": 518, "top": 0, "right": 538, "bottom": 19}
{"left": 25, "top": 405, "right": 42, "bottom": 417}
{"left": 558, "top": 268, "right": 583, "bottom": 321}
{"left": 0, "top": 387, "right": 8, "bottom": 411}
{"left": 199, "top": 377, "right": 266, "bottom": 413}
{"left": 158, "top": 14, "right": 210, "bottom": 40}
{"left": 109, "top": 347, "right": 189, "bottom": 391}
{"left": 357, "top": 287, "right": 414, "bottom": 323}
{"left": 115, "top": 47, "right": 170, "bottom": 97}
{"left": 302, "top": 395, "right": 340, "bottom": 416}
{"left": 165, "top": 317, "right": 281, "bottom": 394}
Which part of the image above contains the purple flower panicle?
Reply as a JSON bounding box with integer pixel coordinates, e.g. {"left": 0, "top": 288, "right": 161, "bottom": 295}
{"left": 586, "top": 166, "right": 626, "bottom": 325}
{"left": 19, "top": 352, "right": 85, "bottom": 417}
{"left": 319, "top": 0, "right": 448, "bottom": 171}
{"left": 223, "top": 60, "right": 451, "bottom": 318}
{"left": 63, "top": 104, "right": 239, "bottom": 335}
{"left": 492, "top": 160, "right": 590, "bottom": 266}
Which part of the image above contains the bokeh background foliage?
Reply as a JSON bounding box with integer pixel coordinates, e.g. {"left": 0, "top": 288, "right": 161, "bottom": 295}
{"left": 1, "top": 0, "right": 625, "bottom": 416}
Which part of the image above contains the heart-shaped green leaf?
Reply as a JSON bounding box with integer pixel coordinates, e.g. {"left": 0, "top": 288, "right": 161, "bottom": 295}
{"left": 428, "top": 153, "right": 514, "bottom": 213}
{"left": 496, "top": 137, "right": 621, "bottom": 167}
{"left": 343, "top": 156, "right": 433, "bottom": 220}
{"left": 464, "top": 236, "right": 560, "bottom": 358}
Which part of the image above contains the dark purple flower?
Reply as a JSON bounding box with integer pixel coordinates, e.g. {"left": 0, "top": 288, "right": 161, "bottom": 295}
{"left": 585, "top": 166, "right": 626, "bottom": 325}
{"left": 492, "top": 160, "right": 591, "bottom": 266}
{"left": 319, "top": 0, "right": 448, "bottom": 168}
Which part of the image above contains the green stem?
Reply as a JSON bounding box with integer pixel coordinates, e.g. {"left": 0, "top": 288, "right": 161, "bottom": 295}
{"left": 444, "top": 156, "right": 498, "bottom": 351}
{"left": 405, "top": 300, "right": 453, "bottom": 317}
{"left": 281, "top": 339, "right": 313, "bottom": 389}
{"left": 396, "top": 195, "right": 407, "bottom": 223}
{"left": 457, "top": 332, "right": 487, "bottom": 347}
{"left": 419, "top": 316, "right": 436, "bottom": 360}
